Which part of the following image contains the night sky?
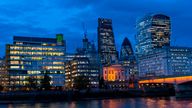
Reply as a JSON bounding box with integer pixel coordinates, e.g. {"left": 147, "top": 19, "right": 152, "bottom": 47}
{"left": 0, "top": 0, "right": 192, "bottom": 57}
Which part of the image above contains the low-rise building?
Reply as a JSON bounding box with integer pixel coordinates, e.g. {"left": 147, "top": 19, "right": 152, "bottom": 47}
{"left": 65, "top": 56, "right": 99, "bottom": 88}
{"left": 0, "top": 57, "right": 8, "bottom": 88}
{"left": 103, "top": 64, "right": 137, "bottom": 89}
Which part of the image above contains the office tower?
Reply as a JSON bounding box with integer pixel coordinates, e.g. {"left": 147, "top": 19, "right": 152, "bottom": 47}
{"left": 120, "top": 37, "right": 137, "bottom": 76}
{"left": 65, "top": 56, "right": 99, "bottom": 88}
{"left": 65, "top": 35, "right": 100, "bottom": 89}
{"left": 136, "top": 14, "right": 171, "bottom": 54}
{"left": 98, "top": 18, "right": 118, "bottom": 65}
{"left": 138, "top": 47, "right": 192, "bottom": 77}
{"left": 6, "top": 34, "right": 66, "bottom": 89}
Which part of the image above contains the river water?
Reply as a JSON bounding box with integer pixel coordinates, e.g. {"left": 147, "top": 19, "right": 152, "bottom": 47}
{"left": 0, "top": 97, "right": 192, "bottom": 108}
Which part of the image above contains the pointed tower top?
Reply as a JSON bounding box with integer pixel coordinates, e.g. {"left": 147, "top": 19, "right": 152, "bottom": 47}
{"left": 122, "top": 37, "right": 131, "bottom": 46}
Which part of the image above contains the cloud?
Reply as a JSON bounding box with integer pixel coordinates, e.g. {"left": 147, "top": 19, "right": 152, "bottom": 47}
{"left": 0, "top": 0, "right": 192, "bottom": 56}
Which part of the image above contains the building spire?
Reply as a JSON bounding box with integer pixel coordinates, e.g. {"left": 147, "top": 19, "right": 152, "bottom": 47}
{"left": 82, "top": 22, "right": 87, "bottom": 39}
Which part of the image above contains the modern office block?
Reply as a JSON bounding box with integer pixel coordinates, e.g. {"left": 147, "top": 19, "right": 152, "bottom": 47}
{"left": 6, "top": 34, "right": 66, "bottom": 88}
{"left": 138, "top": 47, "right": 192, "bottom": 77}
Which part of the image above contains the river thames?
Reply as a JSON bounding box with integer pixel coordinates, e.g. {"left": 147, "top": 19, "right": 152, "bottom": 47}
{"left": 0, "top": 97, "right": 192, "bottom": 108}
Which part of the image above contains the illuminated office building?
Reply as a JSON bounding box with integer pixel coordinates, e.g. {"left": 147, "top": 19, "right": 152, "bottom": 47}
{"left": 98, "top": 18, "right": 118, "bottom": 65}
{"left": 6, "top": 34, "right": 66, "bottom": 88}
{"left": 138, "top": 47, "right": 192, "bottom": 77}
{"left": 65, "top": 35, "right": 100, "bottom": 88}
{"left": 65, "top": 56, "right": 99, "bottom": 88}
{"left": 136, "top": 14, "right": 171, "bottom": 54}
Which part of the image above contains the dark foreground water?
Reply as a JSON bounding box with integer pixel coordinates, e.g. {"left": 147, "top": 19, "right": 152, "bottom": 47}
{"left": 0, "top": 97, "right": 192, "bottom": 108}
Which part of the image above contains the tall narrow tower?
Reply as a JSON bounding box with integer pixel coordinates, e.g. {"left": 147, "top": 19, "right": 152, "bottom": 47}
{"left": 97, "top": 18, "right": 118, "bottom": 65}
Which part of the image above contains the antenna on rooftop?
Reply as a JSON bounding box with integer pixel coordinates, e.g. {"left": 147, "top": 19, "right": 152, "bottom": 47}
{"left": 82, "top": 22, "right": 87, "bottom": 38}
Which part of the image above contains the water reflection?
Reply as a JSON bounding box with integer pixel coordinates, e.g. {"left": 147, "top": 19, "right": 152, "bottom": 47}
{"left": 1, "top": 97, "right": 192, "bottom": 108}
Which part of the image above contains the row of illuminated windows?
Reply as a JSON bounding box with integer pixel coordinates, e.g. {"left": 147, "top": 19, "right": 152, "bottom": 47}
{"left": 77, "top": 61, "right": 89, "bottom": 64}
{"left": 10, "top": 46, "right": 63, "bottom": 51}
{"left": 53, "top": 62, "right": 64, "bottom": 65}
{"left": 10, "top": 65, "right": 65, "bottom": 70}
{"left": 10, "top": 51, "right": 64, "bottom": 56}
{"left": 71, "top": 73, "right": 98, "bottom": 77}
{"left": 27, "top": 71, "right": 64, "bottom": 74}
{"left": 10, "top": 60, "right": 64, "bottom": 65}
{"left": 9, "top": 81, "right": 58, "bottom": 85}
{"left": 77, "top": 69, "right": 92, "bottom": 72}
{"left": 170, "top": 49, "right": 191, "bottom": 52}
{"left": 10, "top": 66, "right": 20, "bottom": 69}
{"left": 10, "top": 56, "right": 64, "bottom": 61}
{"left": 43, "top": 66, "right": 64, "bottom": 70}
{"left": 10, "top": 76, "right": 42, "bottom": 80}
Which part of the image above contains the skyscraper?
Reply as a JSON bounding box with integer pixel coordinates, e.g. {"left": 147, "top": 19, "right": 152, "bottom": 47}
{"left": 120, "top": 37, "right": 134, "bottom": 59}
{"left": 120, "top": 37, "right": 137, "bottom": 76}
{"left": 98, "top": 18, "right": 118, "bottom": 65}
{"left": 136, "top": 14, "right": 171, "bottom": 55}
{"left": 6, "top": 34, "right": 66, "bottom": 89}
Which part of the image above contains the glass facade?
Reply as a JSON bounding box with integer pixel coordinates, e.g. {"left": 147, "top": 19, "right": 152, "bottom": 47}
{"left": 98, "top": 18, "right": 118, "bottom": 65}
{"left": 136, "top": 14, "right": 171, "bottom": 54}
{"left": 138, "top": 47, "right": 192, "bottom": 77}
{"left": 120, "top": 37, "right": 138, "bottom": 76}
{"left": 6, "top": 35, "right": 66, "bottom": 88}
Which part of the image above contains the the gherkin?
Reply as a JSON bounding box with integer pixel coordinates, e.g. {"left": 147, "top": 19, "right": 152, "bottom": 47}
{"left": 120, "top": 37, "right": 137, "bottom": 77}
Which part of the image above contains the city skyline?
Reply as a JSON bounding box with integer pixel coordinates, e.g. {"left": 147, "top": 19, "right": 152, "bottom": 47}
{"left": 0, "top": 0, "right": 192, "bottom": 57}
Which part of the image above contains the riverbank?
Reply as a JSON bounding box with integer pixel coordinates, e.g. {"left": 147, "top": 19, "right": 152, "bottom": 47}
{"left": 0, "top": 88, "right": 175, "bottom": 101}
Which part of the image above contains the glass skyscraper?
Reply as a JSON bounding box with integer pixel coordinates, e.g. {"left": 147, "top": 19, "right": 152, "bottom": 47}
{"left": 6, "top": 34, "right": 66, "bottom": 89}
{"left": 120, "top": 37, "right": 137, "bottom": 76}
{"left": 98, "top": 18, "right": 118, "bottom": 65}
{"left": 136, "top": 14, "right": 171, "bottom": 55}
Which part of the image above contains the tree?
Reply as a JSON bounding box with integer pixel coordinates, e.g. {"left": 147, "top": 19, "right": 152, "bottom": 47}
{"left": 0, "top": 85, "right": 3, "bottom": 91}
{"left": 73, "top": 75, "right": 90, "bottom": 90}
{"left": 26, "top": 76, "right": 37, "bottom": 90}
{"left": 99, "top": 76, "right": 105, "bottom": 89}
{"left": 40, "top": 73, "right": 51, "bottom": 90}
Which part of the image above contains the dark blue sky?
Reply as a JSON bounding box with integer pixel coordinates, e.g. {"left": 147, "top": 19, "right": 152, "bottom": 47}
{"left": 0, "top": 0, "right": 192, "bottom": 57}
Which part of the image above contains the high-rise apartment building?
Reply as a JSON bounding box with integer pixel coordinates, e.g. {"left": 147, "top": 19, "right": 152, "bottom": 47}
{"left": 136, "top": 14, "right": 171, "bottom": 54}
{"left": 6, "top": 34, "right": 66, "bottom": 89}
{"left": 98, "top": 18, "right": 118, "bottom": 65}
